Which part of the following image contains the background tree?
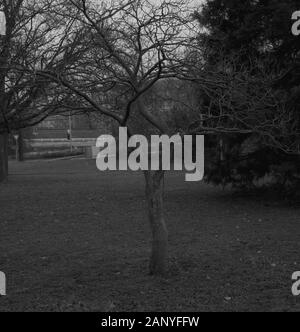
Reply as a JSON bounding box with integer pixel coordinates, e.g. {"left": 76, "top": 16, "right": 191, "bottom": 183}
{"left": 189, "top": 0, "right": 300, "bottom": 192}
{"left": 0, "top": 0, "right": 87, "bottom": 180}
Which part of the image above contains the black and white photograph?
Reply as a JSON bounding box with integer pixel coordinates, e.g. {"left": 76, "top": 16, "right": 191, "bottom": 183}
{"left": 0, "top": 0, "right": 300, "bottom": 316}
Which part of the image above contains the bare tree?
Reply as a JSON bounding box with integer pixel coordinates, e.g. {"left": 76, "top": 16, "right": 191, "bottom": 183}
{"left": 0, "top": 0, "right": 88, "bottom": 179}
{"left": 39, "top": 0, "right": 194, "bottom": 275}
{"left": 179, "top": 47, "right": 300, "bottom": 156}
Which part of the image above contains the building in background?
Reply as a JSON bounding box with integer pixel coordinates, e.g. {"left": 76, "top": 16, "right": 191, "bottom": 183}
{"left": 10, "top": 114, "right": 112, "bottom": 160}
{"left": 28, "top": 114, "right": 104, "bottom": 140}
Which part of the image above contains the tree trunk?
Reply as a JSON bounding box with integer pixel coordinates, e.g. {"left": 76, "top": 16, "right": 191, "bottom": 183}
{"left": 16, "top": 130, "right": 24, "bottom": 162}
{"left": 144, "top": 170, "right": 168, "bottom": 276}
{"left": 0, "top": 132, "right": 8, "bottom": 182}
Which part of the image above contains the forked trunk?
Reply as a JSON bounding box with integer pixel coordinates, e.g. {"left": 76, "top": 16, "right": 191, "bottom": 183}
{"left": 144, "top": 170, "right": 168, "bottom": 276}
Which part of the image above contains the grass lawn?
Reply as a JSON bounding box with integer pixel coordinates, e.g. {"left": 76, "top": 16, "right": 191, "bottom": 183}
{"left": 0, "top": 158, "right": 300, "bottom": 312}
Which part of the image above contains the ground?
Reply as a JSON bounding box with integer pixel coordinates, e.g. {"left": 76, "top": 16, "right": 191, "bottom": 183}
{"left": 0, "top": 158, "right": 300, "bottom": 312}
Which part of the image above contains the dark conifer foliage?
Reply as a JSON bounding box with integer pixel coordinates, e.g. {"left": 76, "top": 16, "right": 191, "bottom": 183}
{"left": 195, "top": 0, "right": 300, "bottom": 193}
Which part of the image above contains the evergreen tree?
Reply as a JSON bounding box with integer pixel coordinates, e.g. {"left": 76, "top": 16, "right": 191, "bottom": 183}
{"left": 195, "top": 0, "right": 300, "bottom": 193}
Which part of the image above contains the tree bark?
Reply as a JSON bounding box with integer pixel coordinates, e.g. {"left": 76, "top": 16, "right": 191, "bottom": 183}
{"left": 0, "top": 132, "right": 8, "bottom": 182}
{"left": 144, "top": 170, "right": 168, "bottom": 276}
